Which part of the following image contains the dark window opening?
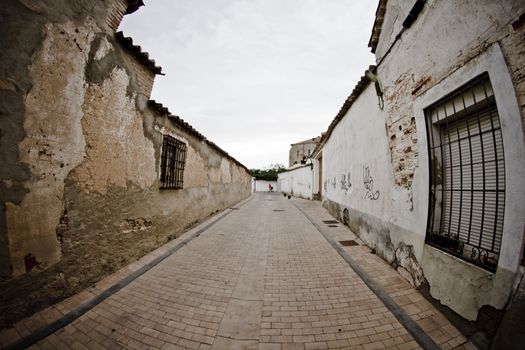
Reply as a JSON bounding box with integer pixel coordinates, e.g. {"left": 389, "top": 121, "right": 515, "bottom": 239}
{"left": 160, "top": 135, "right": 187, "bottom": 189}
{"left": 425, "top": 73, "right": 505, "bottom": 272}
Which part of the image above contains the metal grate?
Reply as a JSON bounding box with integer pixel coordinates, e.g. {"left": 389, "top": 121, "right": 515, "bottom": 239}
{"left": 339, "top": 240, "right": 359, "bottom": 246}
{"left": 323, "top": 220, "right": 339, "bottom": 224}
{"left": 425, "top": 73, "right": 505, "bottom": 271}
{"left": 159, "top": 135, "right": 187, "bottom": 189}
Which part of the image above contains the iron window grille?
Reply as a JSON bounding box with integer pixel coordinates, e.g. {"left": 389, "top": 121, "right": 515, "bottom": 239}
{"left": 159, "top": 135, "right": 187, "bottom": 189}
{"left": 425, "top": 73, "right": 505, "bottom": 272}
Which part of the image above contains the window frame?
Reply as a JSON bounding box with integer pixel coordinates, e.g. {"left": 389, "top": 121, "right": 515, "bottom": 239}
{"left": 424, "top": 73, "right": 506, "bottom": 272}
{"left": 159, "top": 134, "right": 187, "bottom": 190}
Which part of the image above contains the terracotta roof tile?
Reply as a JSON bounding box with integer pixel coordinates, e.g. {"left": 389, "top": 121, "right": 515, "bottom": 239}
{"left": 115, "top": 32, "right": 163, "bottom": 75}
{"left": 368, "top": 0, "right": 388, "bottom": 54}
{"left": 147, "top": 100, "right": 249, "bottom": 172}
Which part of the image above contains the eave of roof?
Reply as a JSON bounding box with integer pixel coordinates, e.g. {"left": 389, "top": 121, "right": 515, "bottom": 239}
{"left": 312, "top": 67, "right": 374, "bottom": 156}
{"left": 115, "top": 32, "right": 163, "bottom": 75}
{"left": 125, "top": 0, "right": 144, "bottom": 14}
{"left": 147, "top": 100, "right": 249, "bottom": 173}
{"left": 368, "top": 0, "right": 388, "bottom": 54}
{"left": 280, "top": 163, "right": 312, "bottom": 174}
{"left": 291, "top": 136, "right": 321, "bottom": 146}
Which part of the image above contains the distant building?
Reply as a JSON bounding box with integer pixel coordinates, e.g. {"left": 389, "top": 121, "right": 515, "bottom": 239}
{"left": 288, "top": 136, "right": 321, "bottom": 166}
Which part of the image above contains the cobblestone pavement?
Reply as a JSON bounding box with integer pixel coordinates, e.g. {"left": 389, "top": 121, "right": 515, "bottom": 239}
{"left": 0, "top": 193, "right": 475, "bottom": 350}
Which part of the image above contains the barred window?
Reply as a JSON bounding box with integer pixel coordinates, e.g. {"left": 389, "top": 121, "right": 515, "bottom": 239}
{"left": 425, "top": 73, "right": 505, "bottom": 271}
{"left": 160, "top": 135, "right": 187, "bottom": 189}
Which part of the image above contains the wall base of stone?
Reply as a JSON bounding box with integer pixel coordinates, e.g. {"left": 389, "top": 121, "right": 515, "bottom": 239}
{"left": 322, "top": 198, "right": 424, "bottom": 287}
{"left": 0, "top": 190, "right": 249, "bottom": 329}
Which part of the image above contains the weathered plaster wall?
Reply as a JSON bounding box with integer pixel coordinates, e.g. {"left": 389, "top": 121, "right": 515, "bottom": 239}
{"left": 278, "top": 165, "right": 313, "bottom": 199}
{"left": 5, "top": 19, "right": 94, "bottom": 277}
{"left": 0, "top": 0, "right": 252, "bottom": 328}
{"left": 321, "top": 84, "right": 425, "bottom": 288}
{"left": 372, "top": 0, "right": 525, "bottom": 320}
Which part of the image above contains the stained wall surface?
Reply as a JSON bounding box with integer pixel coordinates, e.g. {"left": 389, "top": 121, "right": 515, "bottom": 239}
{"left": 0, "top": 0, "right": 251, "bottom": 327}
{"left": 354, "top": 0, "right": 525, "bottom": 320}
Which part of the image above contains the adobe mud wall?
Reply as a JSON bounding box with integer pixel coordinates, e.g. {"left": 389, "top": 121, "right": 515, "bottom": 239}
{"left": 0, "top": 0, "right": 251, "bottom": 328}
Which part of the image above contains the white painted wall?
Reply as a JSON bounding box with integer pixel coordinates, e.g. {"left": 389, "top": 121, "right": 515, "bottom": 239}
{"left": 322, "top": 84, "right": 407, "bottom": 252}
{"left": 254, "top": 180, "right": 277, "bottom": 192}
{"left": 412, "top": 44, "right": 525, "bottom": 320}
{"left": 278, "top": 165, "right": 313, "bottom": 199}
{"left": 369, "top": 0, "right": 525, "bottom": 320}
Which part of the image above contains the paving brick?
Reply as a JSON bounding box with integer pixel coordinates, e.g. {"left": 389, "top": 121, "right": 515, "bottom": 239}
{"left": 1, "top": 194, "right": 472, "bottom": 350}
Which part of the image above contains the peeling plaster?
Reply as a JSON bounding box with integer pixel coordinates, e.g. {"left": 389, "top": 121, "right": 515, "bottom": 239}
{"left": 93, "top": 36, "right": 113, "bottom": 61}
{"left": 5, "top": 20, "right": 95, "bottom": 276}
{"left": 220, "top": 158, "right": 232, "bottom": 183}
{"left": 70, "top": 67, "right": 156, "bottom": 194}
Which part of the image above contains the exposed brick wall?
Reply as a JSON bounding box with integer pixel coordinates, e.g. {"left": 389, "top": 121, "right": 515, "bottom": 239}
{"left": 385, "top": 75, "right": 420, "bottom": 188}
{"left": 500, "top": 17, "right": 525, "bottom": 136}
{"left": 381, "top": 8, "right": 525, "bottom": 189}
{"left": 128, "top": 55, "right": 155, "bottom": 99}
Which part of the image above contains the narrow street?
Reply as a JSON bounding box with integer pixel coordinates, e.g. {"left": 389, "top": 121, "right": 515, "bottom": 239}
{"left": 3, "top": 194, "right": 473, "bottom": 350}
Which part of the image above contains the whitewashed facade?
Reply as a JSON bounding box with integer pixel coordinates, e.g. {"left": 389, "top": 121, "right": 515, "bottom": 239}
{"left": 311, "top": 0, "right": 525, "bottom": 340}
{"left": 277, "top": 165, "right": 314, "bottom": 200}
{"left": 253, "top": 180, "right": 277, "bottom": 192}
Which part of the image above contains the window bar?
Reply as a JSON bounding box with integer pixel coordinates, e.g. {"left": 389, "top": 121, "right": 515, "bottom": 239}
{"left": 160, "top": 138, "right": 166, "bottom": 186}
{"left": 481, "top": 78, "right": 501, "bottom": 253}
{"left": 471, "top": 82, "right": 487, "bottom": 260}
{"left": 451, "top": 96, "right": 464, "bottom": 242}
{"left": 167, "top": 139, "right": 174, "bottom": 187}
{"left": 176, "top": 143, "right": 182, "bottom": 188}
{"left": 174, "top": 142, "right": 179, "bottom": 188}
{"left": 175, "top": 140, "right": 180, "bottom": 188}
{"left": 441, "top": 96, "right": 455, "bottom": 240}
{"left": 436, "top": 107, "right": 446, "bottom": 236}
{"left": 425, "top": 108, "right": 437, "bottom": 238}
{"left": 181, "top": 144, "right": 187, "bottom": 188}
{"left": 460, "top": 90, "right": 475, "bottom": 247}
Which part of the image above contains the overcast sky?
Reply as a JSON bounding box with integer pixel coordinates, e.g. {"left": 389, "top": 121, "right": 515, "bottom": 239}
{"left": 120, "top": 0, "right": 377, "bottom": 169}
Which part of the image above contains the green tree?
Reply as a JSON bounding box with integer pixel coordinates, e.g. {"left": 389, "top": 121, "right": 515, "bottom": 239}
{"left": 250, "top": 163, "right": 286, "bottom": 181}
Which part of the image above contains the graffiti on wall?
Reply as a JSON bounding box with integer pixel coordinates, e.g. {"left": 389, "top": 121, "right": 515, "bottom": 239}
{"left": 341, "top": 172, "right": 352, "bottom": 195}
{"left": 363, "top": 166, "right": 380, "bottom": 200}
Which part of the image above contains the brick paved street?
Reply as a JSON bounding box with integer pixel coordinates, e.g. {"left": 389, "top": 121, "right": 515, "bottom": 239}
{"left": 1, "top": 193, "right": 476, "bottom": 350}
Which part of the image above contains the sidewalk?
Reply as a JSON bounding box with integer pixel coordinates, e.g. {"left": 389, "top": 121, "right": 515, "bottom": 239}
{"left": 0, "top": 193, "right": 475, "bottom": 349}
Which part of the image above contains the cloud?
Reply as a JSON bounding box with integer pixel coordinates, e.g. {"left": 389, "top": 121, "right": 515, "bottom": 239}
{"left": 120, "top": 0, "right": 377, "bottom": 168}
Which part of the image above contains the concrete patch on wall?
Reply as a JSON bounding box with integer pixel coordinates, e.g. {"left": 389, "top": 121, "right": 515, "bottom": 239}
{"left": 421, "top": 245, "right": 515, "bottom": 321}
{"left": 323, "top": 198, "right": 425, "bottom": 287}
{"left": 70, "top": 67, "right": 156, "bottom": 194}
{"left": 5, "top": 19, "right": 96, "bottom": 276}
